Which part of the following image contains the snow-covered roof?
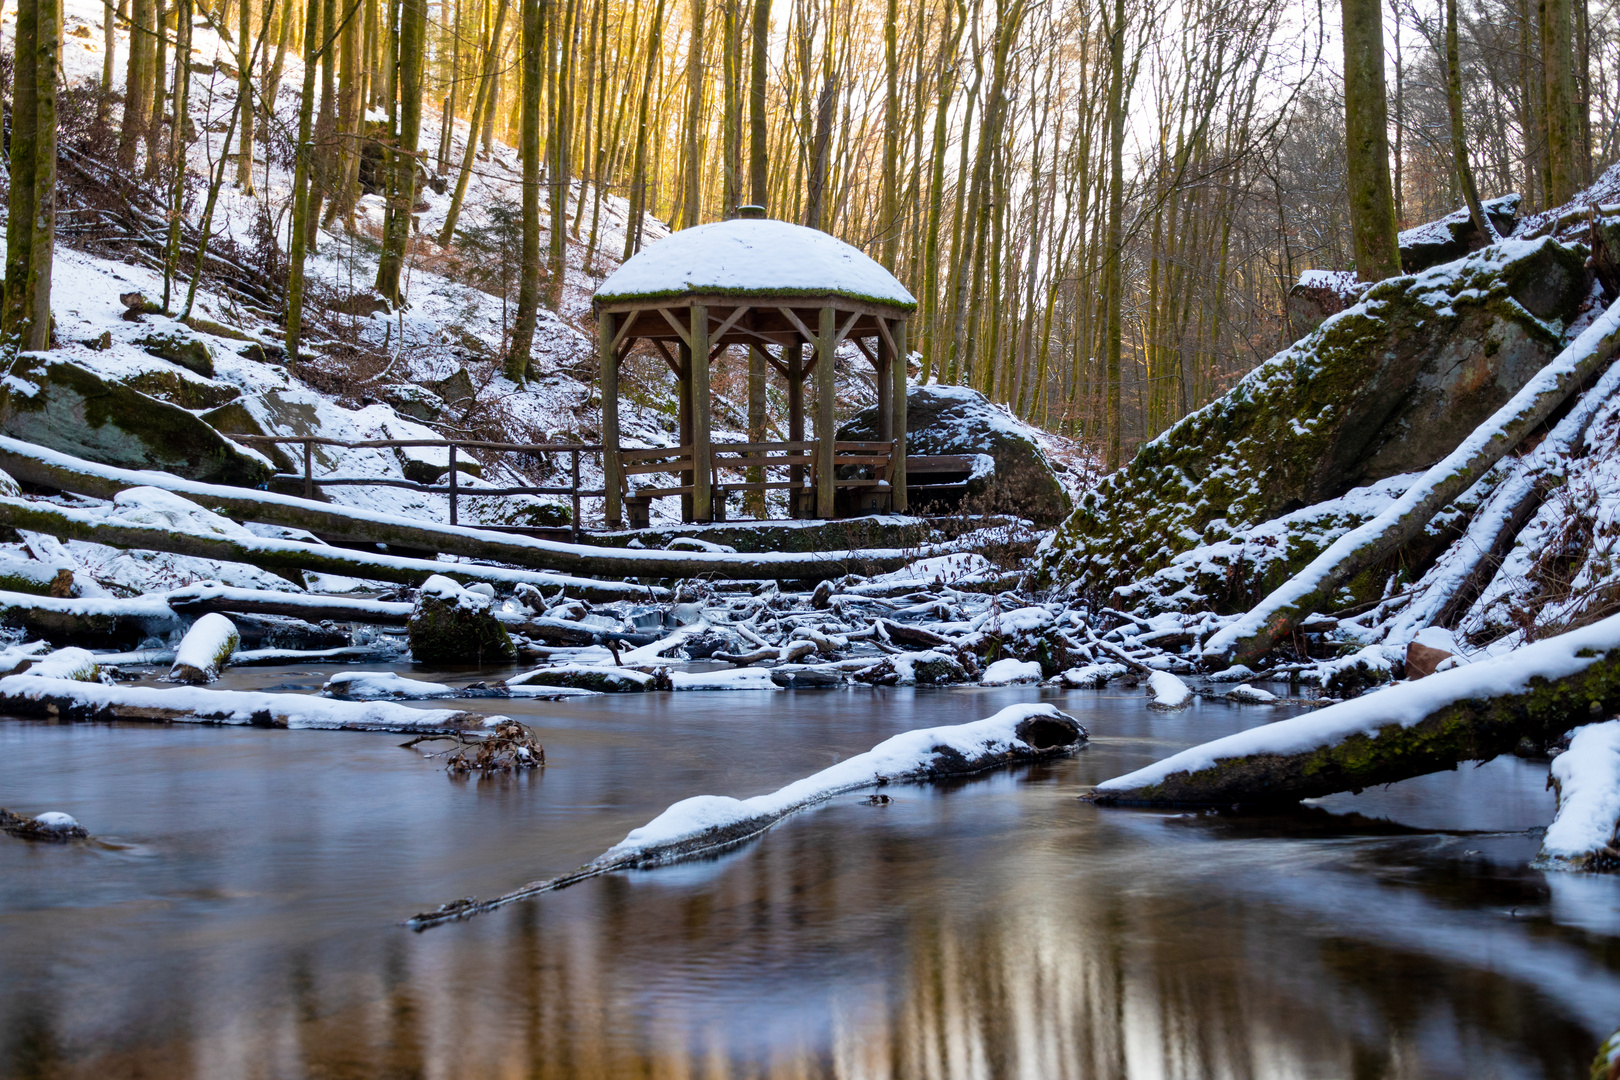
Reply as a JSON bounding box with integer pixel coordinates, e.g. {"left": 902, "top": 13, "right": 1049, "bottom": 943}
{"left": 595, "top": 219, "right": 918, "bottom": 311}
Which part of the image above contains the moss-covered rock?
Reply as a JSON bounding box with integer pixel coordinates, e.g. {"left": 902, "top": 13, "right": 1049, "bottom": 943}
{"left": 1042, "top": 238, "right": 1591, "bottom": 599}
{"left": 839, "top": 384, "right": 1071, "bottom": 525}
{"left": 121, "top": 368, "right": 241, "bottom": 410}
{"left": 0, "top": 354, "right": 272, "bottom": 487}
{"left": 137, "top": 330, "right": 216, "bottom": 378}
{"left": 408, "top": 574, "right": 517, "bottom": 665}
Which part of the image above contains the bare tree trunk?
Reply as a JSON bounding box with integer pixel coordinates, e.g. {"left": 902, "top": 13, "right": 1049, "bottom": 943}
{"left": 1103, "top": 0, "right": 1124, "bottom": 468}
{"left": 1447, "top": 0, "right": 1496, "bottom": 242}
{"left": 1542, "top": 0, "right": 1578, "bottom": 203}
{"left": 145, "top": 0, "right": 166, "bottom": 179}
{"left": 162, "top": 0, "right": 194, "bottom": 311}
{"left": 748, "top": 0, "right": 769, "bottom": 205}
{"left": 680, "top": 0, "right": 705, "bottom": 228}
{"left": 506, "top": 0, "right": 543, "bottom": 381}
{"left": 437, "top": 0, "right": 508, "bottom": 244}
{"left": 234, "top": 0, "right": 256, "bottom": 190}
{"left": 1341, "top": 0, "right": 1400, "bottom": 281}
{"left": 879, "top": 0, "right": 898, "bottom": 266}
{"left": 804, "top": 72, "right": 834, "bottom": 231}
{"left": 284, "top": 0, "right": 322, "bottom": 359}
{"left": 621, "top": 0, "right": 664, "bottom": 256}
{"left": 375, "top": 0, "right": 425, "bottom": 303}
{"left": 119, "top": 0, "right": 152, "bottom": 169}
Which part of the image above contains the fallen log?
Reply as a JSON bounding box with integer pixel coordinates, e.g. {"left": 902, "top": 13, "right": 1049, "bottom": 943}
{"left": 407, "top": 704, "right": 1086, "bottom": 929}
{"left": 0, "top": 589, "right": 181, "bottom": 645}
{"left": 0, "top": 437, "right": 923, "bottom": 581}
{"left": 0, "top": 673, "right": 496, "bottom": 732}
{"left": 0, "top": 496, "right": 654, "bottom": 601}
{"left": 1089, "top": 612, "right": 1620, "bottom": 805}
{"left": 1203, "top": 296, "right": 1620, "bottom": 668}
{"left": 1535, "top": 720, "right": 1620, "bottom": 872}
{"left": 1388, "top": 350, "right": 1620, "bottom": 640}
{"left": 166, "top": 583, "right": 414, "bottom": 624}
{"left": 877, "top": 618, "right": 953, "bottom": 650}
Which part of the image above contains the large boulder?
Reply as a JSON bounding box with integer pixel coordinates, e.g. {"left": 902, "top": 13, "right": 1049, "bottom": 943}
{"left": 0, "top": 354, "right": 271, "bottom": 487}
{"left": 838, "top": 384, "right": 1070, "bottom": 525}
{"left": 408, "top": 576, "right": 516, "bottom": 665}
{"left": 1041, "top": 236, "right": 1592, "bottom": 598}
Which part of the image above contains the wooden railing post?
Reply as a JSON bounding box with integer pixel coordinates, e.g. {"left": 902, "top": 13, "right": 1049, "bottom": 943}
{"left": 448, "top": 443, "right": 458, "bottom": 526}
{"left": 570, "top": 448, "right": 581, "bottom": 542}
{"left": 303, "top": 439, "right": 313, "bottom": 499}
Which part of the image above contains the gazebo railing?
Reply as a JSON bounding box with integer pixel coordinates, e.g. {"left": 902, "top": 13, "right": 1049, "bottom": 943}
{"left": 227, "top": 435, "right": 606, "bottom": 539}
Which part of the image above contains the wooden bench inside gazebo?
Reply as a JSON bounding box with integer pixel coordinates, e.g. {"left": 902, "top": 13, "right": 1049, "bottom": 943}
{"left": 593, "top": 210, "right": 917, "bottom": 528}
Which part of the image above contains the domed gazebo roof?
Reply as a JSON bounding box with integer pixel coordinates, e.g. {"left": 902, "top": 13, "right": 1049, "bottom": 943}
{"left": 595, "top": 219, "right": 917, "bottom": 311}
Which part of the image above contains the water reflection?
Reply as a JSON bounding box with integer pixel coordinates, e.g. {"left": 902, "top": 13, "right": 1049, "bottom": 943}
{"left": 1, "top": 683, "right": 1615, "bottom": 1078}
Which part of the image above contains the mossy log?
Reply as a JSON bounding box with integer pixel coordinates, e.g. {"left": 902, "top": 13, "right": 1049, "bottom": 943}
{"left": 0, "top": 495, "right": 647, "bottom": 600}
{"left": 0, "top": 437, "right": 917, "bottom": 581}
{"left": 1090, "top": 616, "right": 1620, "bottom": 805}
{"left": 1205, "top": 298, "right": 1620, "bottom": 667}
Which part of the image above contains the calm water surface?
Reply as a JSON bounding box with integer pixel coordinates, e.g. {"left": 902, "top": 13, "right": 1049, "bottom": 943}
{"left": 0, "top": 667, "right": 1616, "bottom": 1079}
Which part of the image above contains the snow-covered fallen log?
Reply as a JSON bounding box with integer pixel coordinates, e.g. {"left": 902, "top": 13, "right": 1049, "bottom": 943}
{"left": 407, "top": 703, "right": 1087, "bottom": 929}
{"left": 0, "top": 674, "right": 498, "bottom": 732}
{"left": 166, "top": 583, "right": 415, "bottom": 624}
{"left": 0, "top": 437, "right": 925, "bottom": 581}
{"left": 1204, "top": 297, "right": 1620, "bottom": 667}
{"left": 0, "top": 588, "right": 181, "bottom": 644}
{"left": 1386, "top": 351, "right": 1620, "bottom": 642}
{"left": 1535, "top": 721, "right": 1620, "bottom": 872}
{"left": 0, "top": 495, "right": 651, "bottom": 600}
{"left": 1090, "top": 612, "right": 1620, "bottom": 805}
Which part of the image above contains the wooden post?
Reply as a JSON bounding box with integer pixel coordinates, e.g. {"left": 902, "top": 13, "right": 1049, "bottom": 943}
{"left": 690, "top": 303, "right": 713, "bottom": 522}
{"left": 448, "top": 443, "right": 459, "bottom": 526}
{"left": 788, "top": 340, "right": 805, "bottom": 517}
{"left": 600, "top": 311, "right": 623, "bottom": 528}
{"left": 303, "top": 440, "right": 314, "bottom": 499}
{"left": 815, "top": 305, "right": 836, "bottom": 519}
{"left": 891, "top": 318, "right": 908, "bottom": 513}
{"left": 570, "top": 448, "right": 581, "bottom": 541}
{"left": 875, "top": 330, "right": 893, "bottom": 443}
{"left": 678, "top": 337, "right": 694, "bottom": 522}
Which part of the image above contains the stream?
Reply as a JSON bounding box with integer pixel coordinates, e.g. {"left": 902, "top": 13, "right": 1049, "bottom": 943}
{"left": 0, "top": 667, "right": 1615, "bottom": 1078}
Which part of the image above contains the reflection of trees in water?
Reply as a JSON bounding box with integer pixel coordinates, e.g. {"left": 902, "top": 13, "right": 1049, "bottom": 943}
{"left": 3, "top": 815, "right": 1612, "bottom": 1078}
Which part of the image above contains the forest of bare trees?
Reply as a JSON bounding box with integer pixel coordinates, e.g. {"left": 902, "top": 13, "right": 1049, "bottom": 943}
{"left": 6, "top": 0, "right": 1620, "bottom": 459}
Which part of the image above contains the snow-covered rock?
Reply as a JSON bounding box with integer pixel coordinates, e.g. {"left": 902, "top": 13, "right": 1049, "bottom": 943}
{"left": 1146, "top": 671, "right": 1192, "bottom": 710}
{"left": 1055, "top": 662, "right": 1127, "bottom": 688}
{"left": 840, "top": 384, "right": 1071, "bottom": 524}
{"left": 980, "top": 658, "right": 1043, "bottom": 685}
{"left": 1536, "top": 721, "right": 1620, "bottom": 872}
{"left": 27, "top": 647, "right": 101, "bottom": 682}
{"left": 168, "top": 613, "right": 240, "bottom": 684}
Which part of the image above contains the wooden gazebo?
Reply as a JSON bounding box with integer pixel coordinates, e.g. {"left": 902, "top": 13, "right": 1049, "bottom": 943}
{"left": 593, "top": 212, "right": 917, "bottom": 528}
